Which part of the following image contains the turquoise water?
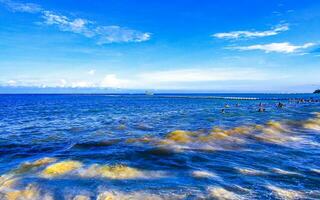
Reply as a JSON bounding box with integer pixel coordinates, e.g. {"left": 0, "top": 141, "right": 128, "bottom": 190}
{"left": 0, "top": 94, "right": 320, "bottom": 199}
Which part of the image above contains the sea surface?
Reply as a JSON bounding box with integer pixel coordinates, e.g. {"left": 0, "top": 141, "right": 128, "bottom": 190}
{"left": 0, "top": 94, "right": 320, "bottom": 200}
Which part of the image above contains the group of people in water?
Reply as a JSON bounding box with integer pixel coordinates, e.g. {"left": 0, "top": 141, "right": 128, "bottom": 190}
{"left": 257, "top": 102, "right": 284, "bottom": 112}
{"left": 221, "top": 98, "right": 319, "bottom": 113}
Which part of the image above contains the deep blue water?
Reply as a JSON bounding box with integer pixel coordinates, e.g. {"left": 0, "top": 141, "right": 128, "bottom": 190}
{"left": 0, "top": 94, "right": 320, "bottom": 199}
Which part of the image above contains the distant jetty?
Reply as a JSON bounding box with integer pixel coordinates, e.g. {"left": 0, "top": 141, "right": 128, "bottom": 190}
{"left": 314, "top": 89, "right": 320, "bottom": 94}
{"left": 156, "top": 95, "right": 277, "bottom": 100}
{"left": 154, "top": 95, "right": 319, "bottom": 102}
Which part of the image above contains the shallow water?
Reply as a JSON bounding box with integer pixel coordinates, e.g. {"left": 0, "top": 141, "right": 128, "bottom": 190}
{"left": 0, "top": 94, "right": 320, "bottom": 200}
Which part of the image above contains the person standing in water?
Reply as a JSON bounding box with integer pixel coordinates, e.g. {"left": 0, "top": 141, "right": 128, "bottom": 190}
{"left": 258, "top": 102, "right": 265, "bottom": 112}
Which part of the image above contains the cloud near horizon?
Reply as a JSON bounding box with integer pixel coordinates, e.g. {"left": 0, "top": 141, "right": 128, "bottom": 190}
{"left": 2, "top": 68, "right": 282, "bottom": 89}
{"left": 0, "top": 0, "right": 151, "bottom": 44}
{"left": 230, "top": 42, "right": 315, "bottom": 53}
{"left": 212, "top": 24, "right": 289, "bottom": 39}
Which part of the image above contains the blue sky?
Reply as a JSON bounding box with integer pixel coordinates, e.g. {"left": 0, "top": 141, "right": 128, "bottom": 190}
{"left": 0, "top": 0, "right": 320, "bottom": 92}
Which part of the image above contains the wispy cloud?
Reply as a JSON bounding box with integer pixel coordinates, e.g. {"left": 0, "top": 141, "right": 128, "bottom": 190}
{"left": 88, "top": 70, "right": 96, "bottom": 75}
{"left": 42, "top": 11, "right": 95, "bottom": 37}
{"left": 0, "top": 0, "right": 42, "bottom": 13}
{"left": 41, "top": 11, "right": 151, "bottom": 43}
{"left": 230, "top": 42, "right": 315, "bottom": 53}
{"left": 1, "top": 0, "right": 150, "bottom": 44}
{"left": 95, "top": 26, "right": 151, "bottom": 44}
{"left": 212, "top": 24, "right": 289, "bottom": 39}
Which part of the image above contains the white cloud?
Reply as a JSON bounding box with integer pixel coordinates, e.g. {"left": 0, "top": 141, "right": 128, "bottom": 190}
{"left": 41, "top": 11, "right": 150, "bottom": 43}
{"left": 7, "top": 80, "right": 17, "bottom": 86}
{"left": 0, "top": 0, "right": 42, "bottom": 13}
{"left": 88, "top": 69, "right": 96, "bottom": 75}
{"left": 100, "top": 74, "right": 130, "bottom": 88}
{"left": 231, "top": 42, "right": 315, "bottom": 53}
{"left": 1, "top": 1, "right": 150, "bottom": 44}
{"left": 95, "top": 26, "right": 151, "bottom": 44}
{"left": 2, "top": 78, "right": 53, "bottom": 87}
{"left": 71, "top": 81, "right": 93, "bottom": 88}
{"left": 213, "top": 24, "right": 289, "bottom": 39}
{"left": 41, "top": 12, "right": 150, "bottom": 43}
{"left": 42, "top": 11, "right": 94, "bottom": 37}
{"left": 59, "top": 79, "right": 67, "bottom": 87}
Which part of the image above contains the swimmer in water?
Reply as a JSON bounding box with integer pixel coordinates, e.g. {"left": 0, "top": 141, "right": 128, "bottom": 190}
{"left": 258, "top": 107, "right": 265, "bottom": 112}
{"left": 277, "top": 102, "right": 284, "bottom": 108}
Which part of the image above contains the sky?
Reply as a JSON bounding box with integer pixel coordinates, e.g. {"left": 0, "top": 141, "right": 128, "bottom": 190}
{"left": 0, "top": 0, "right": 320, "bottom": 93}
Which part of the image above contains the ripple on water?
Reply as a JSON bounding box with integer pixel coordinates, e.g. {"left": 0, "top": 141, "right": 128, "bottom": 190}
{"left": 14, "top": 157, "right": 57, "bottom": 174}
{"left": 72, "top": 195, "right": 90, "bottom": 200}
{"left": 236, "top": 167, "right": 268, "bottom": 176}
{"left": 79, "top": 164, "right": 143, "bottom": 179}
{"left": 41, "top": 160, "right": 82, "bottom": 178}
{"left": 72, "top": 140, "right": 121, "bottom": 149}
{"left": 191, "top": 170, "right": 219, "bottom": 179}
{"left": 96, "top": 190, "right": 186, "bottom": 200}
{"left": 302, "top": 112, "right": 320, "bottom": 130}
{"left": 208, "top": 186, "right": 244, "bottom": 200}
{"left": 79, "top": 164, "right": 167, "bottom": 180}
{"left": 5, "top": 184, "right": 40, "bottom": 200}
{"left": 311, "top": 168, "right": 320, "bottom": 174}
{"left": 271, "top": 168, "right": 301, "bottom": 176}
{"left": 267, "top": 185, "right": 304, "bottom": 200}
{"left": 97, "top": 191, "right": 163, "bottom": 200}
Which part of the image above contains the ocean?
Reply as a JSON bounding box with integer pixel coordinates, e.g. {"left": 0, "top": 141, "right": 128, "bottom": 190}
{"left": 0, "top": 94, "right": 319, "bottom": 199}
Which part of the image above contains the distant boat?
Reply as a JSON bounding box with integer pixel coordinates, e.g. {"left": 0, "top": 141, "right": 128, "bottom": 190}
{"left": 145, "top": 91, "right": 154, "bottom": 95}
